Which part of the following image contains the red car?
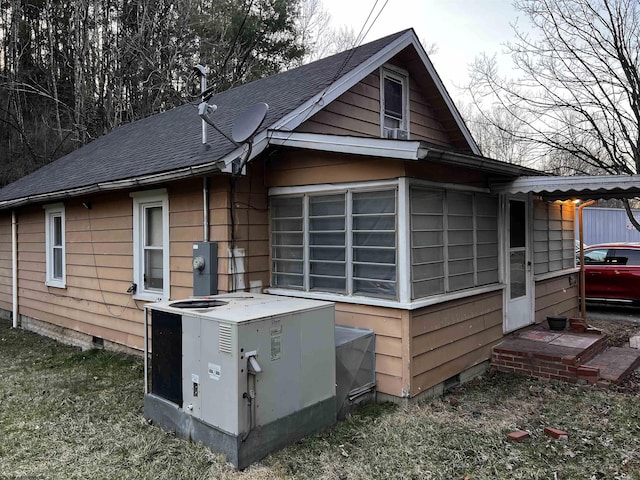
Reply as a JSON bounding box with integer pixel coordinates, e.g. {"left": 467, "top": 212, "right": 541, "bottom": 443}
{"left": 582, "top": 243, "right": 640, "bottom": 304}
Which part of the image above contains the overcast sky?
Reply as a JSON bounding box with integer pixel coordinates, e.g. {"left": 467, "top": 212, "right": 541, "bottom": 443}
{"left": 322, "top": 0, "right": 525, "bottom": 101}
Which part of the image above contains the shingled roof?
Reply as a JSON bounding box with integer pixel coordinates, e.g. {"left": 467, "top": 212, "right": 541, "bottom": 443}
{"left": 0, "top": 28, "right": 476, "bottom": 207}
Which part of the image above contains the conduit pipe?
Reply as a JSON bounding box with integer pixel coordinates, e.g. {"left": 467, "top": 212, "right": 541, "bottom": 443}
{"left": 203, "top": 177, "right": 209, "bottom": 242}
{"left": 11, "top": 210, "right": 17, "bottom": 328}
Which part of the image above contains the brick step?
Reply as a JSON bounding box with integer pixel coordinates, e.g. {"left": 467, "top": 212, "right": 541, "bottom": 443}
{"left": 492, "top": 327, "right": 614, "bottom": 384}
{"left": 584, "top": 347, "right": 640, "bottom": 384}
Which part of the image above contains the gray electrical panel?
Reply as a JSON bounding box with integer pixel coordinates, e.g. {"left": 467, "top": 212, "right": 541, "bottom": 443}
{"left": 192, "top": 242, "right": 218, "bottom": 296}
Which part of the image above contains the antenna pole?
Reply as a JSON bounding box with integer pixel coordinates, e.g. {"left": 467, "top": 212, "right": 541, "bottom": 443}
{"left": 201, "top": 69, "right": 208, "bottom": 144}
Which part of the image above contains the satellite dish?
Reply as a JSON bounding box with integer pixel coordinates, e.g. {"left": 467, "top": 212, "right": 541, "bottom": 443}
{"left": 232, "top": 103, "right": 269, "bottom": 144}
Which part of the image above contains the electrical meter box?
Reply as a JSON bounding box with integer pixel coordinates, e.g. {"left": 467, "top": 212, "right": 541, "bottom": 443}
{"left": 192, "top": 241, "right": 217, "bottom": 296}
{"left": 144, "top": 293, "right": 336, "bottom": 469}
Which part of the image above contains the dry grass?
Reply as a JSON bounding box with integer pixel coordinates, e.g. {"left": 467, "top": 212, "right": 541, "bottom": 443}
{"left": 2, "top": 317, "right": 640, "bottom": 479}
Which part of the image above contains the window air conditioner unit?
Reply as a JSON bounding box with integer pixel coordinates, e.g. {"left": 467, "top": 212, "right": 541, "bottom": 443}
{"left": 386, "top": 128, "right": 408, "bottom": 140}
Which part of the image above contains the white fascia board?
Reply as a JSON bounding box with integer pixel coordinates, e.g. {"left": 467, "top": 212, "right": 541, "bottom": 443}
{"left": 270, "top": 31, "right": 416, "bottom": 133}
{"left": 268, "top": 131, "right": 423, "bottom": 160}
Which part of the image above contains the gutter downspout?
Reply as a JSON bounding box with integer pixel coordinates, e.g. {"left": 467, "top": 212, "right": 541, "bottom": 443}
{"left": 203, "top": 177, "right": 209, "bottom": 242}
{"left": 578, "top": 200, "right": 596, "bottom": 319}
{"left": 11, "top": 211, "right": 17, "bottom": 328}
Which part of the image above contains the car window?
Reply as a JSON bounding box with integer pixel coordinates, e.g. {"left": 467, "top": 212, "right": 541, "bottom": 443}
{"left": 584, "top": 248, "right": 609, "bottom": 265}
{"left": 611, "top": 248, "right": 640, "bottom": 266}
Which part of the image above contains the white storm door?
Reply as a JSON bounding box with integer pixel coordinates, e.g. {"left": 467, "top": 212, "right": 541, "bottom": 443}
{"left": 505, "top": 198, "right": 533, "bottom": 332}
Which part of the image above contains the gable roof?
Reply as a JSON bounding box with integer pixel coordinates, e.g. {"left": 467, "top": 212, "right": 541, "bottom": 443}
{"left": 0, "top": 29, "right": 480, "bottom": 208}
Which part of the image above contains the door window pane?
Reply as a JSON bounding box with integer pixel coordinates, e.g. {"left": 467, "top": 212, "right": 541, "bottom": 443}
{"left": 510, "top": 250, "right": 526, "bottom": 299}
{"left": 510, "top": 200, "right": 526, "bottom": 248}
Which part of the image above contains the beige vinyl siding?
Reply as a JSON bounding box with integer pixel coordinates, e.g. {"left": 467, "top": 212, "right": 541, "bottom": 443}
{"left": 265, "top": 150, "right": 405, "bottom": 188}
{"left": 407, "top": 76, "right": 455, "bottom": 145}
{"left": 0, "top": 214, "right": 12, "bottom": 312}
{"left": 10, "top": 175, "right": 252, "bottom": 352}
{"left": 410, "top": 291, "right": 503, "bottom": 396}
{"left": 297, "top": 72, "right": 381, "bottom": 137}
{"left": 334, "top": 303, "right": 409, "bottom": 397}
{"left": 169, "top": 182, "right": 205, "bottom": 299}
{"left": 15, "top": 198, "right": 145, "bottom": 348}
{"left": 534, "top": 273, "right": 579, "bottom": 323}
{"left": 296, "top": 67, "right": 460, "bottom": 149}
{"left": 216, "top": 164, "right": 270, "bottom": 294}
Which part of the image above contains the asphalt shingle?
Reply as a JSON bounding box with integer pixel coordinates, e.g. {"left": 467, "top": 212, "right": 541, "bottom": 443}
{"left": 0, "top": 30, "right": 409, "bottom": 204}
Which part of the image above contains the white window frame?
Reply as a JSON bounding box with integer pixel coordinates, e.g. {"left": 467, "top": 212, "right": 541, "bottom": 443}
{"left": 380, "top": 66, "right": 410, "bottom": 139}
{"left": 44, "top": 203, "right": 66, "bottom": 288}
{"left": 270, "top": 180, "right": 403, "bottom": 303}
{"left": 131, "top": 189, "right": 170, "bottom": 302}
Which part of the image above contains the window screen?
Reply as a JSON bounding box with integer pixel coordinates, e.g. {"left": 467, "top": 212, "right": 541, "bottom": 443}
{"left": 144, "top": 206, "right": 164, "bottom": 290}
{"left": 383, "top": 77, "right": 403, "bottom": 129}
{"left": 271, "top": 196, "right": 304, "bottom": 289}
{"left": 410, "top": 187, "right": 499, "bottom": 299}
{"left": 270, "top": 188, "right": 397, "bottom": 299}
{"left": 533, "top": 200, "right": 575, "bottom": 274}
{"left": 309, "top": 194, "right": 346, "bottom": 293}
{"left": 352, "top": 190, "right": 397, "bottom": 298}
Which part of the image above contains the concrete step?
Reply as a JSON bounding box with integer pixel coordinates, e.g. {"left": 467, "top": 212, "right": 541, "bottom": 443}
{"left": 584, "top": 347, "right": 640, "bottom": 384}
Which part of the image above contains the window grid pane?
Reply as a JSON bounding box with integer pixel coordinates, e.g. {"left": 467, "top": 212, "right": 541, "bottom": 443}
{"left": 271, "top": 196, "right": 304, "bottom": 290}
{"left": 352, "top": 190, "right": 397, "bottom": 299}
{"left": 533, "top": 201, "right": 575, "bottom": 274}
{"left": 411, "top": 188, "right": 445, "bottom": 297}
{"left": 270, "top": 189, "right": 397, "bottom": 299}
{"left": 410, "top": 188, "right": 499, "bottom": 300}
{"left": 309, "top": 194, "right": 346, "bottom": 293}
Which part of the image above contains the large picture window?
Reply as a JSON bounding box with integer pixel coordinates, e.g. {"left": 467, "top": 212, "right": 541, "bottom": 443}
{"left": 44, "top": 203, "right": 66, "bottom": 288}
{"left": 271, "top": 188, "right": 397, "bottom": 300}
{"left": 131, "top": 190, "right": 169, "bottom": 301}
{"left": 410, "top": 187, "right": 499, "bottom": 300}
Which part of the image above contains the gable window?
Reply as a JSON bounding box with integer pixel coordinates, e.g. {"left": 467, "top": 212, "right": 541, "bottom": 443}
{"left": 380, "top": 67, "right": 409, "bottom": 139}
{"left": 44, "top": 203, "right": 66, "bottom": 288}
{"left": 271, "top": 188, "right": 397, "bottom": 300}
{"left": 131, "top": 190, "right": 169, "bottom": 301}
{"left": 410, "top": 187, "right": 499, "bottom": 300}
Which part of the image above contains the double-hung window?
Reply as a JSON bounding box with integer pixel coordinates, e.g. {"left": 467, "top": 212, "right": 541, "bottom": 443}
{"left": 131, "top": 190, "right": 169, "bottom": 301}
{"left": 271, "top": 188, "right": 397, "bottom": 300}
{"left": 381, "top": 67, "right": 409, "bottom": 139}
{"left": 44, "top": 203, "right": 66, "bottom": 288}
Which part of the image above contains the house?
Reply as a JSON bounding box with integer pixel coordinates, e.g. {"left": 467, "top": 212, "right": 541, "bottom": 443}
{"left": 0, "top": 29, "right": 581, "bottom": 401}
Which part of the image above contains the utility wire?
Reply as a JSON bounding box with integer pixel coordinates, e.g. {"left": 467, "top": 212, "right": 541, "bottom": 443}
{"left": 331, "top": 0, "right": 389, "bottom": 83}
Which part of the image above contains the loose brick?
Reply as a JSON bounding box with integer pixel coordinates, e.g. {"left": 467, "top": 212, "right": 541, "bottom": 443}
{"left": 544, "top": 427, "right": 568, "bottom": 440}
{"left": 507, "top": 430, "right": 530, "bottom": 442}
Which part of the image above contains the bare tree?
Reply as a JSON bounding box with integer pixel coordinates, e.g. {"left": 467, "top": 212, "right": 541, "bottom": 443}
{"left": 458, "top": 101, "right": 533, "bottom": 166}
{"left": 467, "top": 0, "right": 640, "bottom": 226}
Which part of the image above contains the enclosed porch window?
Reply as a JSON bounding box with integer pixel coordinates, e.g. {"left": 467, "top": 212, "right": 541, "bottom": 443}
{"left": 271, "top": 188, "right": 397, "bottom": 300}
{"left": 410, "top": 187, "right": 499, "bottom": 300}
{"left": 533, "top": 200, "right": 575, "bottom": 275}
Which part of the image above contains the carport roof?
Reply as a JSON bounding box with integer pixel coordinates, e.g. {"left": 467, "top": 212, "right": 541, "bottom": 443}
{"left": 494, "top": 174, "right": 640, "bottom": 200}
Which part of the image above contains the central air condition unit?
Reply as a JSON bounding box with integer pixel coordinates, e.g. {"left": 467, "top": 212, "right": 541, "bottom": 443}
{"left": 386, "top": 128, "right": 408, "bottom": 140}
{"left": 144, "top": 293, "right": 336, "bottom": 470}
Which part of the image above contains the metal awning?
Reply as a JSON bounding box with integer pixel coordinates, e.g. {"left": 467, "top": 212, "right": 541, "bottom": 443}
{"left": 493, "top": 174, "right": 640, "bottom": 200}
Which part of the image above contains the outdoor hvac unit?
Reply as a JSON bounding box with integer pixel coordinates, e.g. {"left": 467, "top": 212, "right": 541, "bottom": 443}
{"left": 144, "top": 293, "right": 336, "bottom": 470}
